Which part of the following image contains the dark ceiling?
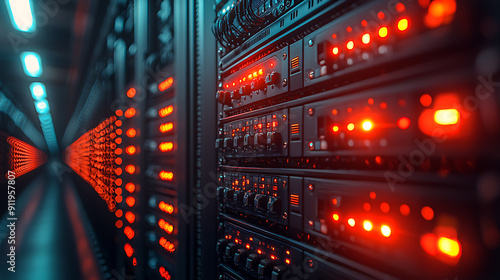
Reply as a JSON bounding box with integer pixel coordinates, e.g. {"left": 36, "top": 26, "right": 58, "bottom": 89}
{"left": 0, "top": 0, "right": 100, "bottom": 152}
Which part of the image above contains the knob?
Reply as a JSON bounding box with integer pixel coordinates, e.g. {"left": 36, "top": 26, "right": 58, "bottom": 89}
{"left": 225, "top": 243, "right": 237, "bottom": 262}
{"left": 217, "top": 238, "right": 229, "bottom": 258}
{"left": 244, "top": 134, "right": 254, "bottom": 147}
{"left": 243, "top": 192, "right": 255, "bottom": 206}
{"left": 267, "top": 197, "right": 280, "bottom": 213}
{"left": 265, "top": 71, "right": 279, "bottom": 85}
{"left": 239, "top": 85, "right": 252, "bottom": 96}
{"left": 234, "top": 191, "right": 244, "bottom": 203}
{"left": 246, "top": 253, "right": 260, "bottom": 270}
{"left": 258, "top": 258, "right": 274, "bottom": 277}
{"left": 216, "top": 90, "right": 231, "bottom": 105}
{"left": 234, "top": 248, "right": 248, "bottom": 266}
{"left": 254, "top": 194, "right": 267, "bottom": 210}
{"left": 223, "top": 188, "right": 234, "bottom": 201}
{"left": 271, "top": 265, "right": 287, "bottom": 280}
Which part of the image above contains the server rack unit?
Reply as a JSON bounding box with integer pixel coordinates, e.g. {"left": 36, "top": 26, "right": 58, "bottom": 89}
{"left": 214, "top": 0, "right": 500, "bottom": 279}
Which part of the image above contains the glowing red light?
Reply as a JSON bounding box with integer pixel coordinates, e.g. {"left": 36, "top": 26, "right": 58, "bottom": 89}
{"left": 332, "top": 213, "right": 340, "bottom": 221}
{"left": 332, "top": 47, "right": 339, "bottom": 55}
{"left": 159, "top": 77, "right": 174, "bottom": 91}
{"left": 398, "top": 18, "right": 409, "bottom": 31}
{"left": 381, "top": 225, "right": 392, "bottom": 237}
{"left": 125, "top": 165, "right": 136, "bottom": 174}
{"left": 124, "top": 243, "right": 134, "bottom": 257}
{"left": 159, "top": 171, "right": 174, "bottom": 181}
{"left": 370, "top": 191, "right": 376, "bottom": 199}
{"left": 127, "top": 88, "right": 136, "bottom": 98}
{"left": 159, "top": 201, "right": 174, "bottom": 214}
{"left": 124, "top": 226, "right": 135, "bottom": 239}
{"left": 378, "top": 11, "right": 385, "bottom": 19}
{"left": 126, "top": 146, "right": 136, "bottom": 155}
{"left": 363, "top": 220, "right": 373, "bottom": 231}
{"left": 348, "top": 218, "right": 356, "bottom": 227}
{"left": 159, "top": 122, "right": 174, "bottom": 133}
{"left": 126, "top": 128, "right": 137, "bottom": 138}
{"left": 397, "top": 117, "right": 411, "bottom": 129}
{"left": 421, "top": 206, "right": 434, "bottom": 220}
{"left": 125, "top": 183, "right": 135, "bottom": 193}
{"left": 380, "top": 202, "right": 390, "bottom": 213}
{"left": 438, "top": 237, "right": 461, "bottom": 258}
{"left": 362, "top": 120, "right": 373, "bottom": 131}
{"left": 362, "top": 33, "right": 371, "bottom": 44}
{"left": 159, "top": 266, "right": 171, "bottom": 280}
{"left": 159, "top": 237, "right": 176, "bottom": 253}
{"left": 364, "top": 203, "right": 371, "bottom": 211}
{"left": 126, "top": 197, "right": 136, "bottom": 207}
{"left": 400, "top": 204, "right": 410, "bottom": 216}
{"left": 124, "top": 108, "right": 136, "bottom": 118}
{"left": 115, "top": 109, "right": 123, "bottom": 116}
{"left": 346, "top": 40, "right": 354, "bottom": 50}
{"left": 434, "top": 109, "right": 459, "bottom": 125}
{"left": 396, "top": 3, "right": 406, "bottom": 12}
{"left": 159, "top": 142, "right": 174, "bottom": 152}
{"left": 115, "top": 209, "right": 123, "bottom": 217}
{"left": 125, "top": 212, "right": 136, "bottom": 223}
{"left": 116, "top": 220, "right": 123, "bottom": 228}
{"left": 420, "top": 94, "right": 433, "bottom": 107}
{"left": 378, "top": 27, "right": 388, "bottom": 38}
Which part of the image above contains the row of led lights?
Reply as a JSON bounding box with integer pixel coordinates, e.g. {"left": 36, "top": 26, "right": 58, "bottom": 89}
{"left": 329, "top": 95, "right": 459, "bottom": 134}
{"left": 329, "top": 0, "right": 457, "bottom": 57}
{"left": 5, "top": 0, "right": 58, "bottom": 154}
{"left": 116, "top": 89, "right": 139, "bottom": 266}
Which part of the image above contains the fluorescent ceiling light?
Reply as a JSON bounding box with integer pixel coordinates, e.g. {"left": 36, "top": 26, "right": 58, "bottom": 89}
{"left": 5, "top": 0, "right": 36, "bottom": 32}
{"left": 30, "top": 82, "right": 47, "bottom": 100}
{"left": 34, "top": 99, "right": 50, "bottom": 114}
{"left": 21, "top": 52, "right": 42, "bottom": 77}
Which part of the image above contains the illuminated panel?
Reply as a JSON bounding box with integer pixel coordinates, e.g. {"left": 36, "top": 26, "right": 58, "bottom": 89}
{"left": 64, "top": 116, "right": 118, "bottom": 211}
{"left": 7, "top": 136, "right": 47, "bottom": 177}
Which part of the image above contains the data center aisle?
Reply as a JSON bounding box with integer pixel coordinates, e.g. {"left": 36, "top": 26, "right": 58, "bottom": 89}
{"left": 0, "top": 165, "right": 101, "bottom": 280}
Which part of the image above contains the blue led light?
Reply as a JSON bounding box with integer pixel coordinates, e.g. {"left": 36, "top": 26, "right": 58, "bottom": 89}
{"left": 21, "top": 52, "right": 42, "bottom": 77}
{"left": 30, "top": 82, "right": 47, "bottom": 100}
{"left": 34, "top": 99, "right": 50, "bottom": 114}
{"left": 4, "top": 0, "right": 36, "bottom": 32}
